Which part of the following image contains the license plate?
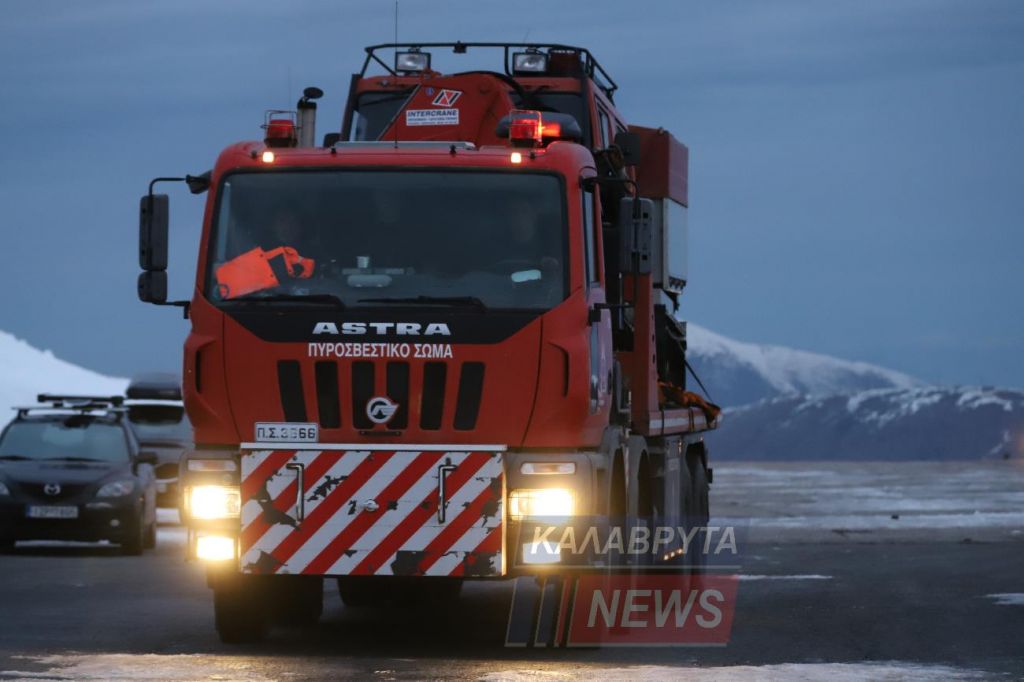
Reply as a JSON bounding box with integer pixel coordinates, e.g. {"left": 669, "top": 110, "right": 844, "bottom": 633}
{"left": 255, "top": 422, "right": 319, "bottom": 443}
{"left": 27, "top": 505, "right": 79, "bottom": 519}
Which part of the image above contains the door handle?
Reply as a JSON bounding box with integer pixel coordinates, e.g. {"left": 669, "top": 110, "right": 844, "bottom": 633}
{"left": 437, "top": 462, "right": 457, "bottom": 523}
{"left": 285, "top": 463, "right": 305, "bottom": 524}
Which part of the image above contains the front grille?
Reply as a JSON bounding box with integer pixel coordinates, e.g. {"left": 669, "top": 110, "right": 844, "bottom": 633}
{"left": 22, "top": 482, "right": 89, "bottom": 503}
{"left": 277, "top": 360, "right": 486, "bottom": 432}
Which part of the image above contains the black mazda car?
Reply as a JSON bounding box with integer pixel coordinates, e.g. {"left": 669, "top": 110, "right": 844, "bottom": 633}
{"left": 0, "top": 395, "right": 158, "bottom": 554}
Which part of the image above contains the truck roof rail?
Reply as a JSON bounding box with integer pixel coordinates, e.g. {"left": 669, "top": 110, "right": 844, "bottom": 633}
{"left": 360, "top": 42, "right": 618, "bottom": 100}
{"left": 331, "top": 140, "right": 477, "bottom": 151}
{"left": 35, "top": 394, "right": 125, "bottom": 408}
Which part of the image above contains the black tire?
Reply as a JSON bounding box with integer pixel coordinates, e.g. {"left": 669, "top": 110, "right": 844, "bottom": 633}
{"left": 214, "top": 584, "right": 268, "bottom": 643}
{"left": 143, "top": 521, "right": 157, "bottom": 550}
{"left": 120, "top": 518, "right": 145, "bottom": 556}
{"left": 685, "top": 447, "right": 710, "bottom": 572}
{"left": 269, "top": 577, "right": 323, "bottom": 627}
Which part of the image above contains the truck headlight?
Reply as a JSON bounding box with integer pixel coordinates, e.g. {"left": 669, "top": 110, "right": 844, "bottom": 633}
{"left": 196, "top": 534, "right": 235, "bottom": 562}
{"left": 97, "top": 479, "right": 135, "bottom": 498}
{"left": 186, "top": 485, "right": 241, "bottom": 520}
{"left": 509, "top": 488, "right": 574, "bottom": 520}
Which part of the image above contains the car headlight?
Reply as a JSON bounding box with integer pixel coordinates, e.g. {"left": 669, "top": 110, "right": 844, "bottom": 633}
{"left": 0, "top": 481, "right": 9, "bottom": 496}
{"left": 97, "top": 479, "right": 135, "bottom": 498}
{"left": 508, "top": 488, "right": 575, "bottom": 520}
{"left": 186, "top": 485, "right": 241, "bottom": 520}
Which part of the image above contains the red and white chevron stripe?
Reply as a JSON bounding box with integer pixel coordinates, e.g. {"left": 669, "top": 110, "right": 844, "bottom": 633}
{"left": 239, "top": 447, "right": 504, "bottom": 577}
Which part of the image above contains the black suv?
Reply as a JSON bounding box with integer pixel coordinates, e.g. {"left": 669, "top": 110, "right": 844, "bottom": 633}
{"left": 0, "top": 395, "right": 158, "bottom": 554}
{"left": 124, "top": 373, "right": 192, "bottom": 508}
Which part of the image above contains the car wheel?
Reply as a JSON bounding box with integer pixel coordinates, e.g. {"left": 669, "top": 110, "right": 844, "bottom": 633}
{"left": 214, "top": 584, "right": 268, "bottom": 643}
{"left": 143, "top": 521, "right": 157, "bottom": 550}
{"left": 120, "top": 518, "right": 145, "bottom": 556}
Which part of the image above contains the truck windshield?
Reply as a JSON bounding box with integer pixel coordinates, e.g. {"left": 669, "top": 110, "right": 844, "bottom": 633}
{"left": 0, "top": 419, "right": 130, "bottom": 462}
{"left": 207, "top": 170, "right": 566, "bottom": 309}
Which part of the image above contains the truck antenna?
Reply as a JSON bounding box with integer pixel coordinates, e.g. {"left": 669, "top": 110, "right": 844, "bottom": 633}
{"left": 393, "top": 0, "right": 400, "bottom": 149}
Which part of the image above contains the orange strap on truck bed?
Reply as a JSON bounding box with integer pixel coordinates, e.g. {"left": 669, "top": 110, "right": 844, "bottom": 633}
{"left": 214, "top": 246, "right": 315, "bottom": 300}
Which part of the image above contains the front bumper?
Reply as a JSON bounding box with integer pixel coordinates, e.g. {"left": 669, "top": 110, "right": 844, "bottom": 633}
{"left": 0, "top": 499, "right": 140, "bottom": 543}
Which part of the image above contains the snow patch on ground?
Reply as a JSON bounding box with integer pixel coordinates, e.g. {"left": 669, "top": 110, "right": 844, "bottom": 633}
{"left": 986, "top": 593, "right": 1024, "bottom": 606}
{"left": 0, "top": 330, "right": 127, "bottom": 414}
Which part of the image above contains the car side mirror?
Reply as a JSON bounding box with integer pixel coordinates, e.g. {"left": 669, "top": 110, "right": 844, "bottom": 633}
{"left": 137, "top": 451, "right": 159, "bottom": 466}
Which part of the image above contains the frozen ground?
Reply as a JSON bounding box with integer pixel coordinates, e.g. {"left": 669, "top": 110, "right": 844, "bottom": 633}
{"left": 712, "top": 460, "right": 1024, "bottom": 543}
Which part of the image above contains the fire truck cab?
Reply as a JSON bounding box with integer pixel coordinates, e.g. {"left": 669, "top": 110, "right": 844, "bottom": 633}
{"left": 136, "top": 43, "right": 717, "bottom": 643}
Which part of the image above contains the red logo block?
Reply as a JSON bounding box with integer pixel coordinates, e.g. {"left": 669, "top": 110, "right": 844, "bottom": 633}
{"left": 566, "top": 574, "right": 739, "bottom": 646}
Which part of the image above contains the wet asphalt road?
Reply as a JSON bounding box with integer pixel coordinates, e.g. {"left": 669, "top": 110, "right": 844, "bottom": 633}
{"left": 0, "top": 461, "right": 1022, "bottom": 680}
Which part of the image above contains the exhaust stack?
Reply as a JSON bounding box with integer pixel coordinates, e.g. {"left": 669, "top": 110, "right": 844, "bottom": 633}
{"left": 296, "top": 86, "right": 323, "bottom": 148}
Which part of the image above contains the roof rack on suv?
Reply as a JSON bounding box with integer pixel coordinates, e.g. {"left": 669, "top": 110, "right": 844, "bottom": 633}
{"left": 14, "top": 395, "right": 126, "bottom": 417}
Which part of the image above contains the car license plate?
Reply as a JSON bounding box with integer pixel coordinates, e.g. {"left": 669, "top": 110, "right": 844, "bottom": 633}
{"left": 255, "top": 422, "right": 319, "bottom": 443}
{"left": 27, "top": 505, "right": 79, "bottom": 519}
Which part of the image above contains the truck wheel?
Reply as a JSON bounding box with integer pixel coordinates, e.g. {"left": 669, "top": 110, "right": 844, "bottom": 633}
{"left": 269, "top": 577, "right": 323, "bottom": 627}
{"left": 214, "top": 584, "right": 268, "bottom": 643}
{"left": 119, "top": 518, "right": 145, "bottom": 556}
{"left": 685, "top": 446, "right": 710, "bottom": 571}
{"left": 143, "top": 521, "right": 157, "bottom": 550}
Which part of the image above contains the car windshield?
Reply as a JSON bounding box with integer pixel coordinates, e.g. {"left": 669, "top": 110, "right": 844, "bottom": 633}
{"left": 207, "top": 170, "right": 566, "bottom": 309}
{"left": 127, "top": 405, "right": 191, "bottom": 444}
{"left": 0, "top": 418, "right": 130, "bottom": 462}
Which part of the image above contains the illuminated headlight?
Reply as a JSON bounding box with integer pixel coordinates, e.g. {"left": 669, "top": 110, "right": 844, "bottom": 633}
{"left": 97, "top": 479, "right": 135, "bottom": 498}
{"left": 196, "top": 535, "right": 235, "bottom": 562}
{"left": 186, "top": 485, "right": 241, "bottom": 520}
{"left": 508, "top": 488, "right": 574, "bottom": 520}
{"left": 187, "top": 459, "right": 238, "bottom": 472}
{"left": 520, "top": 462, "right": 576, "bottom": 475}
{"left": 512, "top": 51, "right": 549, "bottom": 74}
{"left": 395, "top": 50, "right": 430, "bottom": 73}
{"left": 0, "top": 481, "right": 9, "bottom": 496}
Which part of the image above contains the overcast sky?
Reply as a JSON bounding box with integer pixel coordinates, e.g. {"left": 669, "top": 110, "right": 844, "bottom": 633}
{"left": 1, "top": 0, "right": 1022, "bottom": 387}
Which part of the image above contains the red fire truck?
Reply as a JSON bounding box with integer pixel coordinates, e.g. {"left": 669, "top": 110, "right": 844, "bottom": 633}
{"left": 137, "top": 43, "right": 718, "bottom": 642}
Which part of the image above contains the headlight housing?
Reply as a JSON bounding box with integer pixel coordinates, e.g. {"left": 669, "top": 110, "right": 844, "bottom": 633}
{"left": 97, "top": 479, "right": 135, "bottom": 498}
{"left": 0, "top": 481, "right": 9, "bottom": 496}
{"left": 185, "top": 485, "right": 241, "bottom": 520}
{"left": 508, "top": 488, "right": 575, "bottom": 520}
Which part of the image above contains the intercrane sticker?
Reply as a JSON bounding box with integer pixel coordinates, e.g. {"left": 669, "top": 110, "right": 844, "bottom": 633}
{"left": 406, "top": 108, "right": 459, "bottom": 126}
{"left": 430, "top": 89, "right": 462, "bottom": 107}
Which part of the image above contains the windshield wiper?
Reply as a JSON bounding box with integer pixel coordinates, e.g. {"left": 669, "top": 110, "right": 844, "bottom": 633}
{"left": 357, "top": 295, "right": 487, "bottom": 311}
{"left": 0, "top": 454, "right": 30, "bottom": 461}
{"left": 226, "top": 293, "right": 346, "bottom": 309}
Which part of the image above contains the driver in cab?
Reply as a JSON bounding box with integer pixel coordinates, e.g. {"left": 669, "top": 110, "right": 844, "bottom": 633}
{"left": 213, "top": 206, "right": 316, "bottom": 300}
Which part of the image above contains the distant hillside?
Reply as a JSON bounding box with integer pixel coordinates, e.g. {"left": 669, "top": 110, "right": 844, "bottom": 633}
{"left": 0, "top": 331, "right": 127, "bottom": 415}
{"left": 686, "top": 323, "right": 922, "bottom": 407}
{"left": 707, "top": 386, "right": 1024, "bottom": 460}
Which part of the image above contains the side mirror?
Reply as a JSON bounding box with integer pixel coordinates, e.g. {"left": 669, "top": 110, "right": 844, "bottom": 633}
{"left": 139, "top": 194, "right": 169, "bottom": 271}
{"left": 617, "top": 197, "right": 653, "bottom": 275}
{"left": 613, "top": 131, "right": 641, "bottom": 166}
{"left": 138, "top": 271, "right": 167, "bottom": 304}
{"left": 137, "top": 450, "right": 159, "bottom": 465}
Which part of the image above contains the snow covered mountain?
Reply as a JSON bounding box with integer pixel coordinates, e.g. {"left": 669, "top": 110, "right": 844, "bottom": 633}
{"left": 708, "top": 386, "right": 1024, "bottom": 460}
{"left": 0, "top": 331, "right": 127, "bottom": 416}
{"left": 686, "top": 323, "right": 922, "bottom": 407}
